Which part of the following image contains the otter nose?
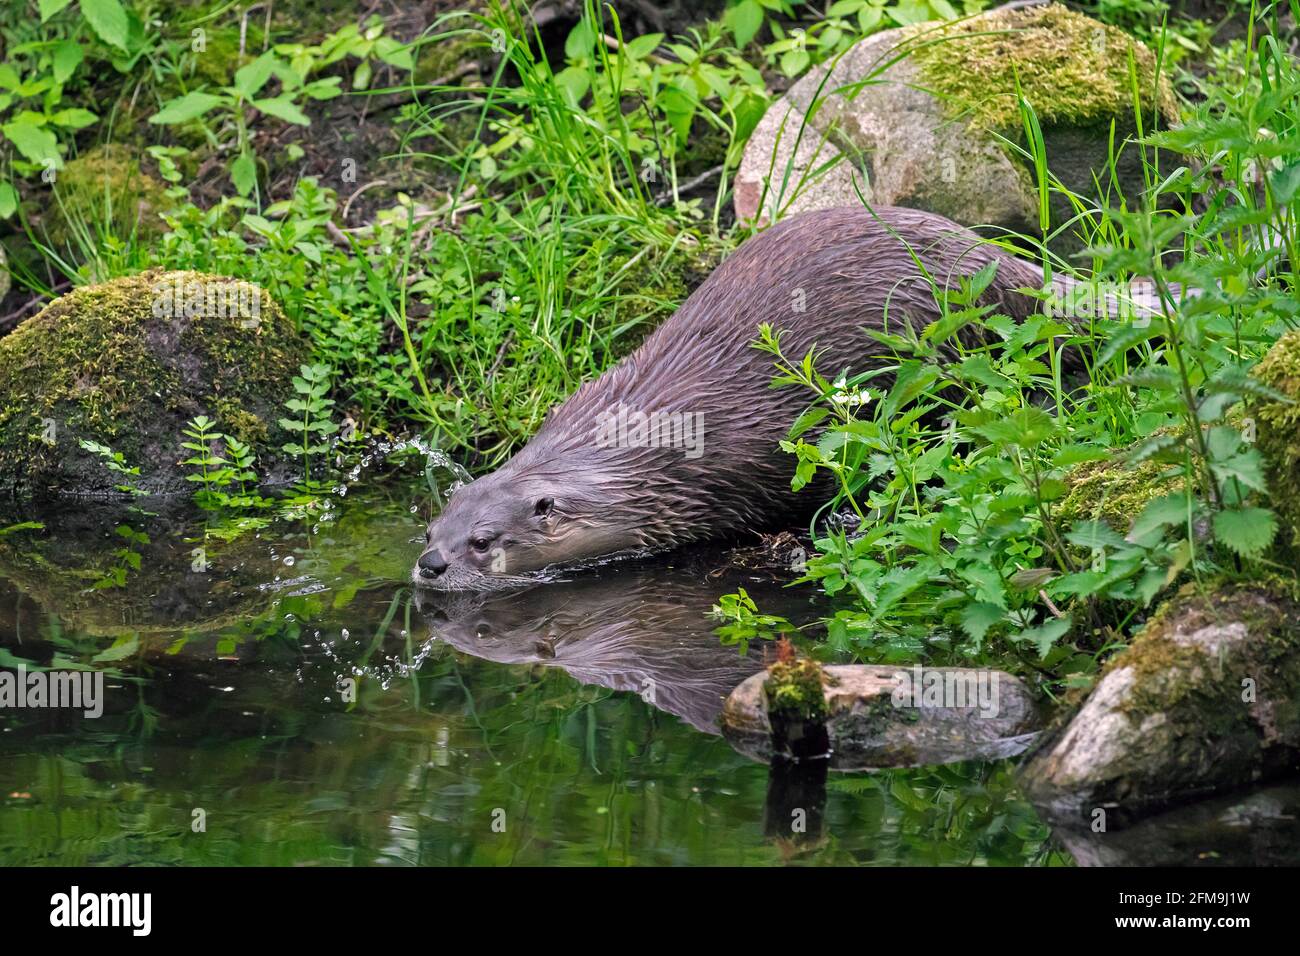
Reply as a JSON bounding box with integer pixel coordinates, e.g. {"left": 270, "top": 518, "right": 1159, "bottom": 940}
{"left": 417, "top": 549, "right": 448, "bottom": 577}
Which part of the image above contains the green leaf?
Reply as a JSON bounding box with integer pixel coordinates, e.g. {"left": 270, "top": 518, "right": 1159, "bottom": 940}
{"left": 1014, "top": 616, "right": 1072, "bottom": 658}
{"left": 150, "top": 91, "right": 223, "bottom": 124}
{"left": 230, "top": 151, "right": 257, "bottom": 195}
{"left": 52, "top": 40, "right": 84, "bottom": 83}
{"left": 564, "top": 17, "right": 596, "bottom": 59}
{"left": 252, "top": 96, "right": 311, "bottom": 125}
{"left": 1, "top": 119, "right": 59, "bottom": 164}
{"left": 1212, "top": 507, "right": 1276, "bottom": 559}
{"left": 969, "top": 406, "right": 1058, "bottom": 450}
{"left": 1096, "top": 320, "right": 1162, "bottom": 366}
{"left": 92, "top": 634, "right": 140, "bottom": 663}
{"left": 960, "top": 601, "right": 1005, "bottom": 646}
{"left": 0, "top": 182, "right": 18, "bottom": 219}
{"left": 780, "top": 48, "right": 811, "bottom": 77}
{"left": 352, "top": 59, "right": 372, "bottom": 90}
{"left": 48, "top": 108, "right": 98, "bottom": 129}
{"left": 1129, "top": 493, "right": 1193, "bottom": 541}
{"left": 1066, "top": 520, "right": 1129, "bottom": 551}
{"left": 81, "top": 0, "right": 130, "bottom": 51}
{"left": 39, "top": 0, "right": 74, "bottom": 21}
{"left": 373, "top": 36, "right": 414, "bottom": 70}
{"left": 1052, "top": 444, "right": 1111, "bottom": 468}
{"left": 727, "top": 0, "right": 765, "bottom": 47}
{"left": 0, "top": 521, "right": 43, "bottom": 537}
{"left": 623, "top": 33, "right": 665, "bottom": 60}
{"left": 1269, "top": 159, "right": 1300, "bottom": 205}
{"left": 234, "top": 52, "right": 278, "bottom": 99}
{"left": 1209, "top": 447, "right": 1268, "bottom": 493}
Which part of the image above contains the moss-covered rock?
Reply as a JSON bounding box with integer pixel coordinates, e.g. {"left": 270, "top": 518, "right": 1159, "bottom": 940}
{"left": 0, "top": 270, "right": 310, "bottom": 498}
{"left": 1253, "top": 329, "right": 1300, "bottom": 552}
{"left": 1057, "top": 455, "right": 1183, "bottom": 531}
{"left": 44, "top": 144, "right": 171, "bottom": 252}
{"left": 736, "top": 4, "right": 1182, "bottom": 257}
{"left": 1020, "top": 578, "right": 1300, "bottom": 828}
{"left": 907, "top": 4, "right": 1177, "bottom": 134}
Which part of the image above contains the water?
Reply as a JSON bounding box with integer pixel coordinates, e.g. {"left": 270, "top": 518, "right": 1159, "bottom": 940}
{"left": 0, "top": 476, "right": 1294, "bottom": 866}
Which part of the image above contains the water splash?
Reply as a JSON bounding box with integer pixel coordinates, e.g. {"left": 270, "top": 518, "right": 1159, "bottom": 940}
{"left": 333, "top": 435, "right": 473, "bottom": 512}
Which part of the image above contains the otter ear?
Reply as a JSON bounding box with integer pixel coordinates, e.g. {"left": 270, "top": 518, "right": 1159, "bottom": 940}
{"left": 533, "top": 497, "right": 554, "bottom": 518}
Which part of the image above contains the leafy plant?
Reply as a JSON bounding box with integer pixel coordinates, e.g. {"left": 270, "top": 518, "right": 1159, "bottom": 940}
{"left": 90, "top": 523, "right": 148, "bottom": 590}
{"left": 279, "top": 363, "right": 339, "bottom": 486}
{"left": 79, "top": 438, "right": 147, "bottom": 496}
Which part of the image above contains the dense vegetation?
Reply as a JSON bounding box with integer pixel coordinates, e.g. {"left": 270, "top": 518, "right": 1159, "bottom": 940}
{"left": 3, "top": 0, "right": 1299, "bottom": 699}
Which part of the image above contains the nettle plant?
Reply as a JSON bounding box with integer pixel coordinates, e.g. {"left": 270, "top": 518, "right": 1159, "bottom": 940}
{"left": 724, "top": 0, "right": 982, "bottom": 77}
{"left": 0, "top": 0, "right": 142, "bottom": 212}
{"left": 726, "top": 28, "right": 1300, "bottom": 678}
{"left": 553, "top": 7, "right": 769, "bottom": 158}
{"left": 148, "top": 19, "right": 413, "bottom": 195}
{"left": 749, "top": 216, "right": 1292, "bottom": 677}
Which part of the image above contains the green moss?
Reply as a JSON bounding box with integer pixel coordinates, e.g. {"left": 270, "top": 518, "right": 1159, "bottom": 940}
{"left": 45, "top": 144, "right": 171, "bottom": 251}
{"left": 0, "top": 270, "right": 309, "bottom": 497}
{"left": 1056, "top": 454, "right": 1182, "bottom": 531}
{"left": 1253, "top": 329, "right": 1300, "bottom": 552}
{"left": 907, "top": 4, "right": 1178, "bottom": 132}
{"left": 1105, "top": 577, "right": 1300, "bottom": 730}
{"left": 764, "top": 657, "right": 830, "bottom": 723}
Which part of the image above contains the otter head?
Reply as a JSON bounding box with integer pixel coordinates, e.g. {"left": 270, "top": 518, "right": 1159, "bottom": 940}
{"left": 411, "top": 462, "right": 642, "bottom": 591}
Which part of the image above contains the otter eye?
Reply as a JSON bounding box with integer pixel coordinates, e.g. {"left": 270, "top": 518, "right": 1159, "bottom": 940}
{"left": 534, "top": 497, "right": 553, "bottom": 517}
{"left": 470, "top": 536, "right": 492, "bottom": 553}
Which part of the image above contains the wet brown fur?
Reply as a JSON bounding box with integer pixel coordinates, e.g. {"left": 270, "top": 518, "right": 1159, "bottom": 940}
{"left": 415, "top": 205, "right": 1053, "bottom": 589}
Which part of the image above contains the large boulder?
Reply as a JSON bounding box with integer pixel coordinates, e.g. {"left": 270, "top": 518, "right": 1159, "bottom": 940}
{"left": 735, "top": 4, "right": 1179, "bottom": 256}
{"left": 0, "top": 270, "right": 310, "bottom": 497}
{"left": 1020, "top": 579, "right": 1300, "bottom": 828}
{"left": 722, "top": 663, "right": 1040, "bottom": 768}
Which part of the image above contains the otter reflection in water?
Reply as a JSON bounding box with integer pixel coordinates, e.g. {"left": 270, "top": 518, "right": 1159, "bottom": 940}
{"left": 414, "top": 555, "right": 817, "bottom": 734}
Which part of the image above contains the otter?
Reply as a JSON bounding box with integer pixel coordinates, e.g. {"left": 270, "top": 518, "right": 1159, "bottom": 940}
{"left": 412, "top": 552, "right": 801, "bottom": 732}
{"left": 412, "top": 205, "right": 1107, "bottom": 591}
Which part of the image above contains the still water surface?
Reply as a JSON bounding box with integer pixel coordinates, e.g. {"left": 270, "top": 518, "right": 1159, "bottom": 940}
{"left": 0, "top": 477, "right": 1292, "bottom": 865}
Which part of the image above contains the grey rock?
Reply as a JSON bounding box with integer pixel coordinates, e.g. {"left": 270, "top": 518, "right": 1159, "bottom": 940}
{"left": 722, "top": 663, "right": 1040, "bottom": 769}
{"left": 1020, "top": 582, "right": 1300, "bottom": 829}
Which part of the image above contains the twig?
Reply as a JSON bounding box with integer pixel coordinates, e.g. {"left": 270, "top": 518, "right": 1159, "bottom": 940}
{"left": 1039, "top": 589, "right": 1065, "bottom": 619}
{"left": 342, "top": 179, "right": 389, "bottom": 222}
{"left": 486, "top": 330, "right": 515, "bottom": 381}
{"left": 602, "top": 33, "right": 671, "bottom": 66}
{"left": 654, "top": 164, "right": 723, "bottom": 206}
{"left": 1, "top": 280, "right": 73, "bottom": 328}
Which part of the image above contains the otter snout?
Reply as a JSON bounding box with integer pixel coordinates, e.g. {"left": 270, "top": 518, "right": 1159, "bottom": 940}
{"left": 417, "top": 549, "right": 449, "bottom": 579}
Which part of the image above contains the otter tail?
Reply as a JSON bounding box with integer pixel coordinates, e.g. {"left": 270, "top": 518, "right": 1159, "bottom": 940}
{"left": 1009, "top": 260, "right": 1188, "bottom": 326}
